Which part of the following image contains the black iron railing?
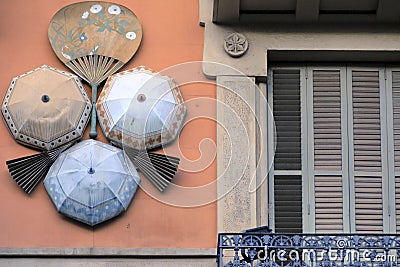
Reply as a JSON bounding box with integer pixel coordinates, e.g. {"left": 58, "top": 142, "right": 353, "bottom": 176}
{"left": 217, "top": 233, "right": 400, "bottom": 266}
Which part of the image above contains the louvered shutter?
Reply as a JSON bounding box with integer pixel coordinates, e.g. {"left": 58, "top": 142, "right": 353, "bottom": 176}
{"left": 274, "top": 175, "right": 303, "bottom": 233}
{"left": 312, "top": 70, "right": 344, "bottom": 233}
{"left": 272, "top": 69, "right": 303, "bottom": 233}
{"left": 351, "top": 70, "right": 384, "bottom": 233}
{"left": 270, "top": 66, "right": 390, "bottom": 234}
{"left": 354, "top": 176, "right": 383, "bottom": 233}
{"left": 314, "top": 175, "right": 343, "bottom": 232}
{"left": 273, "top": 69, "right": 301, "bottom": 170}
{"left": 391, "top": 71, "right": 400, "bottom": 232}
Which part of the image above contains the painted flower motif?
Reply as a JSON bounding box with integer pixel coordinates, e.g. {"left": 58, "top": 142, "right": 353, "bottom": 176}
{"left": 90, "top": 4, "right": 102, "bottom": 14}
{"left": 82, "top": 11, "right": 89, "bottom": 19}
{"left": 80, "top": 32, "right": 88, "bottom": 42}
{"left": 125, "top": 31, "right": 136, "bottom": 40}
{"left": 108, "top": 5, "right": 121, "bottom": 15}
{"left": 61, "top": 46, "right": 71, "bottom": 60}
{"left": 89, "top": 45, "right": 99, "bottom": 55}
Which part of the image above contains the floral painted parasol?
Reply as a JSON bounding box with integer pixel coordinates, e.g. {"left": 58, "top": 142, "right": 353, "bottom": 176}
{"left": 48, "top": 1, "right": 142, "bottom": 138}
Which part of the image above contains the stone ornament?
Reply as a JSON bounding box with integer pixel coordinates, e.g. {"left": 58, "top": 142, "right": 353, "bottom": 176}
{"left": 224, "top": 32, "right": 249, "bottom": 58}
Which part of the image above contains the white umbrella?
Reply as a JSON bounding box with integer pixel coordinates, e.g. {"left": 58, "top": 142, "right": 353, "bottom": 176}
{"left": 44, "top": 140, "right": 140, "bottom": 226}
{"left": 96, "top": 66, "right": 184, "bottom": 192}
{"left": 96, "top": 66, "right": 186, "bottom": 150}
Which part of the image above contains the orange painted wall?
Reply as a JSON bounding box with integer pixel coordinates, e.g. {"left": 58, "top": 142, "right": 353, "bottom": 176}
{"left": 0, "top": 0, "right": 217, "bottom": 248}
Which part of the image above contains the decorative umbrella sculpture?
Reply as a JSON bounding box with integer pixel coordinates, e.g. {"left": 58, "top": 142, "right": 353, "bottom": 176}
{"left": 96, "top": 66, "right": 186, "bottom": 191}
{"left": 44, "top": 140, "right": 140, "bottom": 226}
{"left": 1, "top": 65, "right": 92, "bottom": 193}
{"left": 48, "top": 1, "right": 142, "bottom": 139}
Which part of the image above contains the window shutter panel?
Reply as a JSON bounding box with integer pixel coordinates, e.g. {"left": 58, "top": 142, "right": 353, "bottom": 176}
{"left": 354, "top": 176, "right": 383, "bottom": 233}
{"left": 272, "top": 69, "right": 303, "bottom": 233}
{"left": 396, "top": 174, "right": 400, "bottom": 232}
{"left": 314, "top": 175, "right": 343, "bottom": 232}
{"left": 351, "top": 70, "right": 384, "bottom": 233}
{"left": 352, "top": 71, "right": 382, "bottom": 172}
{"left": 312, "top": 70, "right": 344, "bottom": 233}
{"left": 393, "top": 72, "right": 400, "bottom": 173}
{"left": 274, "top": 175, "right": 303, "bottom": 233}
{"left": 273, "top": 69, "right": 301, "bottom": 170}
{"left": 391, "top": 71, "right": 400, "bottom": 232}
{"left": 313, "top": 70, "right": 342, "bottom": 171}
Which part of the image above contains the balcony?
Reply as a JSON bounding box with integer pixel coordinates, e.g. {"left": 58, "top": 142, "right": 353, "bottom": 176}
{"left": 217, "top": 232, "right": 400, "bottom": 266}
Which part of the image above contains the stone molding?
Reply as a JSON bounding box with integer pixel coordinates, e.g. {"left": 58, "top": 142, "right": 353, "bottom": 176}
{"left": 200, "top": 0, "right": 400, "bottom": 78}
{"left": 0, "top": 247, "right": 216, "bottom": 257}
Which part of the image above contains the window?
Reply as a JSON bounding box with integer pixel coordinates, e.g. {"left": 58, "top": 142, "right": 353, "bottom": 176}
{"left": 268, "top": 66, "right": 400, "bottom": 234}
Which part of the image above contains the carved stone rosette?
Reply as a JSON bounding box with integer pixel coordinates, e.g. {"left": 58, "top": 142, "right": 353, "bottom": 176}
{"left": 223, "top": 32, "right": 249, "bottom": 58}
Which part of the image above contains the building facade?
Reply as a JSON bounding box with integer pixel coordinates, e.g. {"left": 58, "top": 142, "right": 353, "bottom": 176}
{"left": 0, "top": 0, "right": 216, "bottom": 266}
{"left": 2, "top": 0, "right": 400, "bottom": 266}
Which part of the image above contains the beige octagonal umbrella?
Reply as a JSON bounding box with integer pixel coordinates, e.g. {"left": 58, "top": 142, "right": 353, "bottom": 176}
{"left": 1, "top": 65, "right": 92, "bottom": 194}
{"left": 2, "top": 65, "right": 91, "bottom": 149}
{"left": 96, "top": 66, "right": 186, "bottom": 191}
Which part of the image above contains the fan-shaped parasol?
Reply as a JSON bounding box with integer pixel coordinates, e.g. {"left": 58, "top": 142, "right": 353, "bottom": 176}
{"left": 1, "top": 65, "right": 91, "bottom": 193}
{"left": 96, "top": 66, "right": 186, "bottom": 191}
{"left": 48, "top": 1, "right": 142, "bottom": 138}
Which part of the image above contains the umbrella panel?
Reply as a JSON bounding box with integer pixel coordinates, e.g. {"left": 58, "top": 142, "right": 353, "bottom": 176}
{"left": 59, "top": 196, "right": 123, "bottom": 226}
{"left": 68, "top": 182, "right": 115, "bottom": 208}
{"left": 103, "top": 98, "right": 132, "bottom": 127}
{"left": 52, "top": 175, "right": 138, "bottom": 225}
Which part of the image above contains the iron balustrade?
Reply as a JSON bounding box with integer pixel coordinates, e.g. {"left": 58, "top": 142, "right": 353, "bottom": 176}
{"left": 217, "top": 233, "right": 400, "bottom": 267}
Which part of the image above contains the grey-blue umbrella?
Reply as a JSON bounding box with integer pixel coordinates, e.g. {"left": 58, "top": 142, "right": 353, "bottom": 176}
{"left": 44, "top": 139, "right": 140, "bottom": 226}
